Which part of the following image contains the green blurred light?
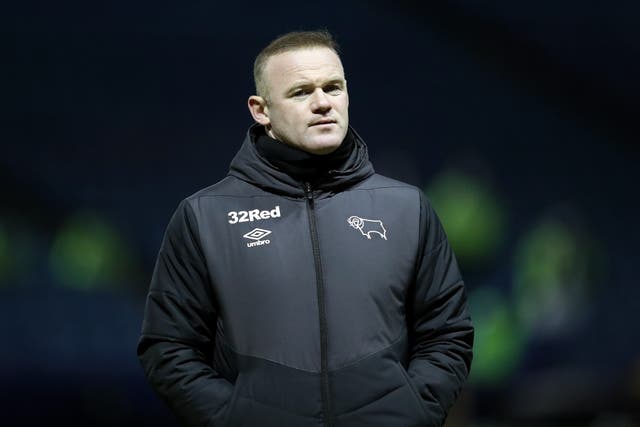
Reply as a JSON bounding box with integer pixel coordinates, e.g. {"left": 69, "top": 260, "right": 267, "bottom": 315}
{"left": 468, "top": 287, "right": 526, "bottom": 386}
{"left": 0, "top": 224, "right": 9, "bottom": 283}
{"left": 0, "top": 221, "right": 39, "bottom": 287}
{"left": 513, "top": 216, "right": 593, "bottom": 335}
{"left": 50, "top": 213, "right": 132, "bottom": 291}
{"left": 426, "top": 170, "right": 506, "bottom": 267}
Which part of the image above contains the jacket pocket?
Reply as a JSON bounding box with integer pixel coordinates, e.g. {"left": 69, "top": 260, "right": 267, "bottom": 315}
{"left": 220, "top": 374, "right": 243, "bottom": 426}
{"left": 396, "top": 362, "right": 430, "bottom": 422}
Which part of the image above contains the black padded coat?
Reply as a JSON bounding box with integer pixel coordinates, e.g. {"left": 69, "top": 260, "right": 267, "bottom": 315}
{"left": 137, "top": 125, "right": 474, "bottom": 427}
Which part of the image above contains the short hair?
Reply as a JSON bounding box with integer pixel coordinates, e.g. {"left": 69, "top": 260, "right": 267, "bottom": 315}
{"left": 253, "top": 30, "right": 341, "bottom": 99}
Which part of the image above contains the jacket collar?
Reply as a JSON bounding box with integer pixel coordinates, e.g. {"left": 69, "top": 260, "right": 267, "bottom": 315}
{"left": 228, "top": 124, "right": 375, "bottom": 197}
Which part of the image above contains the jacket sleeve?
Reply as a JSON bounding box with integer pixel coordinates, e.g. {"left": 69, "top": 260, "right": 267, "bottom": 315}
{"left": 137, "top": 199, "right": 233, "bottom": 427}
{"left": 406, "top": 191, "right": 474, "bottom": 427}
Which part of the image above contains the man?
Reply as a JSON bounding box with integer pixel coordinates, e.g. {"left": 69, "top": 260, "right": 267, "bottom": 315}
{"left": 138, "top": 30, "right": 473, "bottom": 427}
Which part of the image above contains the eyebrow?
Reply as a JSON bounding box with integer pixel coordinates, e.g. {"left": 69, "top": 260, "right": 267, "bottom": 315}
{"left": 286, "top": 77, "right": 346, "bottom": 92}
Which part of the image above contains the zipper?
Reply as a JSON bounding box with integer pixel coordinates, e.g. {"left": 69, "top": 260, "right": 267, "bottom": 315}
{"left": 304, "top": 182, "right": 333, "bottom": 427}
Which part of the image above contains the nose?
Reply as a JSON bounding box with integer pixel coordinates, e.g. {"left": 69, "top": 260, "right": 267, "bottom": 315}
{"left": 310, "top": 88, "right": 331, "bottom": 113}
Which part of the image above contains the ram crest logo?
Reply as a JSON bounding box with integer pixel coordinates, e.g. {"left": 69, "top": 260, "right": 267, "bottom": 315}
{"left": 347, "top": 216, "right": 387, "bottom": 240}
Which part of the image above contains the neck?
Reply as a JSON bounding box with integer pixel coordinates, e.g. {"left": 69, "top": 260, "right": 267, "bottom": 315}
{"left": 254, "top": 127, "right": 354, "bottom": 184}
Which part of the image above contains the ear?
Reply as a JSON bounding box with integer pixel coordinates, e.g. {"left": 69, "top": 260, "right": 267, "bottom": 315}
{"left": 248, "top": 96, "right": 270, "bottom": 126}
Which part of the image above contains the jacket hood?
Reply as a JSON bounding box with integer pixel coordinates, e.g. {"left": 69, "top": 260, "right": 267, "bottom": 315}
{"left": 228, "top": 124, "right": 375, "bottom": 197}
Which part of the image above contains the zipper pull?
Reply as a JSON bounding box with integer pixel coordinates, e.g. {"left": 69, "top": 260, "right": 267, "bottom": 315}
{"left": 305, "top": 182, "right": 313, "bottom": 200}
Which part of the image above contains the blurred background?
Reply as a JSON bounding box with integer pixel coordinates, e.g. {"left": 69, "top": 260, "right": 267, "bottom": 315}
{"left": 2, "top": 0, "right": 639, "bottom": 426}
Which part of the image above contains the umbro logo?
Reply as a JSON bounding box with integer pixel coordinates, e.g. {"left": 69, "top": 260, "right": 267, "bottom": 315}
{"left": 243, "top": 228, "right": 272, "bottom": 248}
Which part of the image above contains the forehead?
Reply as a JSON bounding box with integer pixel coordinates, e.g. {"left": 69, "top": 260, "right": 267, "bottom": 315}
{"left": 263, "top": 47, "right": 345, "bottom": 89}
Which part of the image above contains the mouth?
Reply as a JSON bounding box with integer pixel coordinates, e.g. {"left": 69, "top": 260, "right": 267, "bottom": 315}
{"left": 309, "top": 119, "right": 336, "bottom": 127}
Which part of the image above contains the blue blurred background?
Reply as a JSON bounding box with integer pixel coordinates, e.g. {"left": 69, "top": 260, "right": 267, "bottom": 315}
{"left": 2, "top": 1, "right": 639, "bottom": 426}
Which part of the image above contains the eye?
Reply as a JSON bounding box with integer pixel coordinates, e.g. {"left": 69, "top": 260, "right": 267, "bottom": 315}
{"left": 324, "top": 84, "right": 342, "bottom": 95}
{"left": 291, "top": 88, "right": 312, "bottom": 98}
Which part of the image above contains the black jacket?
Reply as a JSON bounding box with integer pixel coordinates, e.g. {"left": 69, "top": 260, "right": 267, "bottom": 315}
{"left": 137, "top": 125, "right": 474, "bottom": 427}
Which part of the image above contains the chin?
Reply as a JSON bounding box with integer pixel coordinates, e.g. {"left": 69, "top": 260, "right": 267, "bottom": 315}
{"left": 306, "top": 132, "right": 345, "bottom": 154}
{"left": 306, "top": 138, "right": 342, "bottom": 155}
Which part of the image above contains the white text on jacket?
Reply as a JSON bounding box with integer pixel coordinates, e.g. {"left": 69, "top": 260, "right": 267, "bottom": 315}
{"left": 228, "top": 206, "right": 281, "bottom": 224}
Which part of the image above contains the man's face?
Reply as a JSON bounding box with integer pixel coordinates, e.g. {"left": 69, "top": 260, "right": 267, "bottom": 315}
{"left": 251, "top": 47, "right": 349, "bottom": 155}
